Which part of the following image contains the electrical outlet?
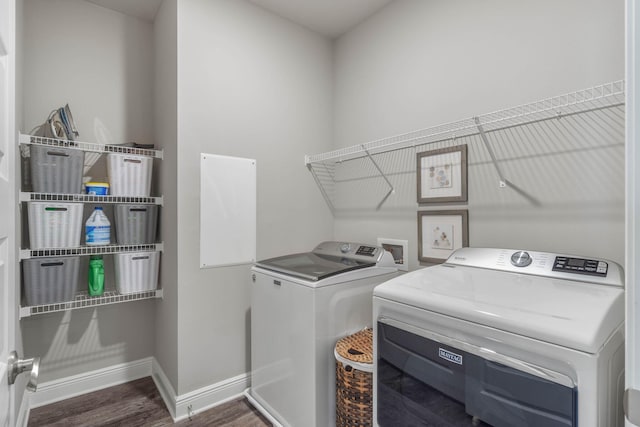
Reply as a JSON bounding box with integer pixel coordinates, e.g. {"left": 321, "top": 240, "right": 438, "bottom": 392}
{"left": 377, "top": 238, "right": 409, "bottom": 271}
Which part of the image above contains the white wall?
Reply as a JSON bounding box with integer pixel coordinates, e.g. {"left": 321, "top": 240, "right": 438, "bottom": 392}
{"left": 175, "top": 0, "right": 333, "bottom": 393}
{"left": 22, "top": 0, "right": 153, "bottom": 146}
{"left": 21, "top": 0, "right": 156, "bottom": 382}
{"left": 153, "top": 0, "right": 178, "bottom": 394}
{"left": 333, "top": 0, "right": 625, "bottom": 268}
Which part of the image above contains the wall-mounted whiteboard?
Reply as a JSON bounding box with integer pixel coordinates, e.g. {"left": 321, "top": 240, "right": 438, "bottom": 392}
{"left": 200, "top": 153, "right": 256, "bottom": 268}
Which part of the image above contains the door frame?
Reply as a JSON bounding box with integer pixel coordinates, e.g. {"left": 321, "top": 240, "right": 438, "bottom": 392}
{"left": 0, "top": 0, "right": 20, "bottom": 424}
{"left": 626, "top": 0, "right": 640, "bottom": 425}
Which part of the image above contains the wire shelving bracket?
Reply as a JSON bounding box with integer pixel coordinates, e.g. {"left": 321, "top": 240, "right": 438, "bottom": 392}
{"left": 474, "top": 116, "right": 507, "bottom": 188}
{"left": 19, "top": 289, "right": 163, "bottom": 318}
{"left": 19, "top": 133, "right": 163, "bottom": 159}
{"left": 20, "top": 243, "right": 164, "bottom": 260}
{"left": 20, "top": 192, "right": 163, "bottom": 206}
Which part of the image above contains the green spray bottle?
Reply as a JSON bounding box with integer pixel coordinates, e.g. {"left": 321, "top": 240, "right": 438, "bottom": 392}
{"left": 88, "top": 255, "right": 105, "bottom": 296}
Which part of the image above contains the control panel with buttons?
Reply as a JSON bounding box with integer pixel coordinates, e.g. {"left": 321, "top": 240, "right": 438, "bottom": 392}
{"left": 312, "top": 241, "right": 387, "bottom": 263}
{"left": 444, "top": 247, "right": 623, "bottom": 287}
{"left": 356, "top": 245, "right": 377, "bottom": 257}
{"left": 552, "top": 256, "right": 608, "bottom": 277}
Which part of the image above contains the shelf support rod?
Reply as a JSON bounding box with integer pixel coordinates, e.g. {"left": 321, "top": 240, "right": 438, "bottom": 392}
{"left": 361, "top": 145, "right": 395, "bottom": 210}
{"left": 474, "top": 117, "right": 507, "bottom": 188}
{"left": 307, "top": 163, "right": 335, "bottom": 213}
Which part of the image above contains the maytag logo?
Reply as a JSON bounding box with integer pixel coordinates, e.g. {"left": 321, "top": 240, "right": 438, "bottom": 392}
{"left": 439, "top": 348, "right": 463, "bottom": 365}
{"left": 454, "top": 256, "right": 466, "bottom": 261}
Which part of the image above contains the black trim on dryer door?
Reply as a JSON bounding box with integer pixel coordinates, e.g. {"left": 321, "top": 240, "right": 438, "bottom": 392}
{"left": 377, "top": 322, "right": 577, "bottom": 427}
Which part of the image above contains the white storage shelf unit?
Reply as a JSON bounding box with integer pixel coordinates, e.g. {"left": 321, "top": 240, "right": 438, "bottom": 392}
{"left": 18, "top": 134, "right": 164, "bottom": 318}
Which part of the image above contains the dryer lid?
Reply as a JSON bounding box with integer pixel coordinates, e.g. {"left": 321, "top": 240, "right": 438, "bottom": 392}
{"left": 374, "top": 262, "right": 624, "bottom": 354}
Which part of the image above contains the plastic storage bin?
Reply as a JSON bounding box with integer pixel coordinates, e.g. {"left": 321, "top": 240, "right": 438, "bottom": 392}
{"left": 114, "top": 205, "right": 158, "bottom": 245}
{"left": 85, "top": 182, "right": 109, "bottom": 195}
{"left": 28, "top": 202, "right": 83, "bottom": 249}
{"left": 107, "top": 153, "right": 153, "bottom": 196}
{"left": 22, "top": 256, "right": 80, "bottom": 305}
{"left": 30, "top": 145, "right": 84, "bottom": 194}
{"left": 335, "top": 328, "right": 374, "bottom": 427}
{"left": 114, "top": 251, "right": 159, "bottom": 294}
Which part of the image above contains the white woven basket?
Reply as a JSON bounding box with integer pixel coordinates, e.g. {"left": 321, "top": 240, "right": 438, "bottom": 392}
{"left": 107, "top": 153, "right": 153, "bottom": 196}
{"left": 114, "top": 251, "right": 160, "bottom": 294}
{"left": 28, "top": 202, "right": 83, "bottom": 249}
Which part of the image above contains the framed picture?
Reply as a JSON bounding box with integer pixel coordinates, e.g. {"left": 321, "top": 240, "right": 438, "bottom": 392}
{"left": 418, "top": 210, "right": 469, "bottom": 264}
{"left": 417, "top": 145, "right": 468, "bottom": 204}
{"left": 377, "top": 238, "right": 409, "bottom": 272}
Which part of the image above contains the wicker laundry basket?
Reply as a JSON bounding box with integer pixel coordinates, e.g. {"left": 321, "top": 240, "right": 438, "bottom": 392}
{"left": 335, "top": 328, "right": 373, "bottom": 427}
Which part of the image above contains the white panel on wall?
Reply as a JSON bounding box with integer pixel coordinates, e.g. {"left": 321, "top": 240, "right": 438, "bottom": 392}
{"left": 199, "top": 153, "right": 256, "bottom": 268}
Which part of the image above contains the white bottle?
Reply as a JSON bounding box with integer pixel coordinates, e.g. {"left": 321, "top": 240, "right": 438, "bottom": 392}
{"left": 86, "top": 207, "right": 111, "bottom": 246}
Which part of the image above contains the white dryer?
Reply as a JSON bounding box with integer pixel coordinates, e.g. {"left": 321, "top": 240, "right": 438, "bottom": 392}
{"left": 249, "top": 241, "right": 397, "bottom": 427}
{"left": 373, "top": 247, "right": 625, "bottom": 427}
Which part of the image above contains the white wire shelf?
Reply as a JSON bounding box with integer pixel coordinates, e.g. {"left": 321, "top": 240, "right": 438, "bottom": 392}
{"left": 20, "top": 192, "right": 163, "bottom": 205}
{"left": 19, "top": 289, "right": 163, "bottom": 318}
{"left": 306, "top": 80, "right": 624, "bottom": 165}
{"left": 20, "top": 243, "right": 164, "bottom": 260}
{"left": 19, "top": 133, "right": 163, "bottom": 159}
{"left": 305, "top": 80, "right": 626, "bottom": 212}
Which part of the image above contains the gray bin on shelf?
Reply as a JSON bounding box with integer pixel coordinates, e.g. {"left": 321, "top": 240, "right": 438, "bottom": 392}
{"left": 114, "top": 204, "right": 158, "bottom": 245}
{"left": 30, "top": 144, "right": 85, "bottom": 194}
{"left": 22, "top": 256, "right": 80, "bottom": 306}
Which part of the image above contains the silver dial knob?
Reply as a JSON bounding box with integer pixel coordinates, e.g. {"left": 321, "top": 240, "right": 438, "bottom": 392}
{"left": 511, "top": 251, "right": 532, "bottom": 267}
{"left": 340, "top": 243, "right": 351, "bottom": 254}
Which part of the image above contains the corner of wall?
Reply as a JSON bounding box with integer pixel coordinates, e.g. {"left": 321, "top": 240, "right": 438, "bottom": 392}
{"left": 153, "top": 0, "right": 179, "bottom": 393}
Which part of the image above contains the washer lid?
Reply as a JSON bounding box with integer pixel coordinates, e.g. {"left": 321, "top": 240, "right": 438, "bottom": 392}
{"left": 254, "top": 252, "right": 375, "bottom": 282}
{"left": 373, "top": 263, "right": 624, "bottom": 354}
{"left": 254, "top": 241, "right": 395, "bottom": 282}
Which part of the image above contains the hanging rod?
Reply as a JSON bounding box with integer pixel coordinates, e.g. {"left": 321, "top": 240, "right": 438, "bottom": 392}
{"left": 305, "top": 80, "right": 625, "bottom": 165}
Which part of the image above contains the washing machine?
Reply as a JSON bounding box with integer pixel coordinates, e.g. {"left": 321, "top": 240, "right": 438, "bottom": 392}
{"left": 248, "top": 241, "right": 397, "bottom": 427}
{"left": 373, "top": 247, "right": 625, "bottom": 427}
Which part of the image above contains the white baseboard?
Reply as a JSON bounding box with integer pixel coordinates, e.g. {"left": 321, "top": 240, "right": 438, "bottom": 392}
{"left": 172, "top": 372, "right": 250, "bottom": 422}
{"left": 150, "top": 358, "right": 177, "bottom": 420}
{"left": 150, "top": 360, "right": 250, "bottom": 422}
{"left": 29, "top": 357, "right": 154, "bottom": 408}
{"left": 27, "top": 357, "right": 250, "bottom": 425}
{"left": 244, "top": 388, "right": 283, "bottom": 427}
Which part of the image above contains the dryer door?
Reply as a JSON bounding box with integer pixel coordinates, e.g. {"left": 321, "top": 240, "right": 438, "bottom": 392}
{"left": 377, "top": 322, "right": 577, "bottom": 427}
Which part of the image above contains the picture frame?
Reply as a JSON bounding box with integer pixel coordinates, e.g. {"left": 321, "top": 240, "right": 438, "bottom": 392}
{"left": 377, "top": 238, "right": 409, "bottom": 272}
{"left": 418, "top": 210, "right": 469, "bottom": 264}
{"left": 417, "top": 145, "right": 468, "bottom": 204}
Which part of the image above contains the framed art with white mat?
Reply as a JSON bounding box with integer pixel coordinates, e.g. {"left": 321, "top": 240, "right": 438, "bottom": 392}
{"left": 418, "top": 210, "right": 468, "bottom": 264}
{"left": 417, "top": 145, "right": 467, "bottom": 204}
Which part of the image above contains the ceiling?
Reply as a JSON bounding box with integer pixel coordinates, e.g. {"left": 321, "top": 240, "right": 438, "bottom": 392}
{"left": 84, "top": 0, "right": 394, "bottom": 38}
{"left": 86, "top": 0, "right": 163, "bottom": 22}
{"left": 248, "top": 0, "right": 394, "bottom": 38}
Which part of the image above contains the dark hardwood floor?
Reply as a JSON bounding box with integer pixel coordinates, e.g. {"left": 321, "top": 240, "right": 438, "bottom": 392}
{"left": 27, "top": 377, "right": 272, "bottom": 426}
